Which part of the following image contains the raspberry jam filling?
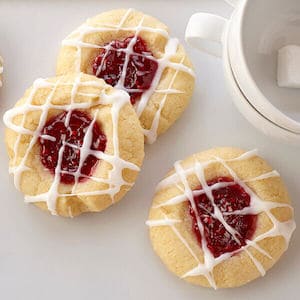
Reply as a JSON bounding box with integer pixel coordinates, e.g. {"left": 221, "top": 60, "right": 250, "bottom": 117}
{"left": 39, "top": 110, "right": 107, "bottom": 185}
{"left": 189, "top": 177, "right": 257, "bottom": 258}
{"left": 92, "top": 36, "right": 158, "bottom": 105}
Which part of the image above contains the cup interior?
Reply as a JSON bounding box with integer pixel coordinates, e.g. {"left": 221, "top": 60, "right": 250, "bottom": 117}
{"left": 241, "top": 0, "right": 300, "bottom": 122}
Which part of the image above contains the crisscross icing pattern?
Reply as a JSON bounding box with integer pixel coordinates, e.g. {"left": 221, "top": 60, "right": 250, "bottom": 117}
{"left": 62, "top": 8, "right": 195, "bottom": 143}
{"left": 146, "top": 150, "right": 296, "bottom": 289}
{"left": 3, "top": 73, "right": 140, "bottom": 216}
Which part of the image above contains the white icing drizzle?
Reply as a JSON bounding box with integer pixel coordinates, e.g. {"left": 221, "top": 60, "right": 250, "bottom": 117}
{"left": 147, "top": 150, "right": 296, "bottom": 289}
{"left": 3, "top": 73, "right": 140, "bottom": 215}
{"left": 146, "top": 217, "right": 181, "bottom": 227}
{"left": 61, "top": 8, "right": 195, "bottom": 143}
{"left": 0, "top": 56, "right": 3, "bottom": 87}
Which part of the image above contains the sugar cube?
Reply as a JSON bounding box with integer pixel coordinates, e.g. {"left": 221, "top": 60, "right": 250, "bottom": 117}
{"left": 277, "top": 45, "right": 300, "bottom": 88}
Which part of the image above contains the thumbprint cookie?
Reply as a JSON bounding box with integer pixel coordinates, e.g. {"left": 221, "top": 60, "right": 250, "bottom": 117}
{"left": 57, "top": 8, "right": 195, "bottom": 143}
{"left": 147, "top": 147, "right": 295, "bottom": 288}
{"left": 4, "top": 73, "right": 144, "bottom": 217}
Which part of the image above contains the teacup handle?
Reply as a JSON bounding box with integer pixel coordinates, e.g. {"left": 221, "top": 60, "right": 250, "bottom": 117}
{"left": 185, "top": 13, "right": 228, "bottom": 57}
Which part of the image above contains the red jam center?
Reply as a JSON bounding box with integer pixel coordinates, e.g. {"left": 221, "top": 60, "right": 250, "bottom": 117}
{"left": 189, "top": 177, "right": 257, "bottom": 258}
{"left": 39, "top": 110, "right": 107, "bottom": 185}
{"left": 92, "top": 36, "right": 158, "bottom": 105}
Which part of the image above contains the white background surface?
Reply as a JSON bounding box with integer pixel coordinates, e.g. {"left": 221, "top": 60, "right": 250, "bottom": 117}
{"left": 0, "top": 1, "right": 299, "bottom": 299}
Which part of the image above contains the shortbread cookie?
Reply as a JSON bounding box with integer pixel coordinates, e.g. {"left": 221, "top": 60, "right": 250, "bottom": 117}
{"left": 57, "top": 8, "right": 195, "bottom": 143}
{"left": 0, "top": 56, "right": 3, "bottom": 87}
{"left": 4, "top": 73, "right": 144, "bottom": 217}
{"left": 147, "top": 147, "right": 295, "bottom": 288}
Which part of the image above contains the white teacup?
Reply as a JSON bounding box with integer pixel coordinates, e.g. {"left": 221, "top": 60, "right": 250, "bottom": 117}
{"left": 186, "top": 0, "right": 300, "bottom": 144}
